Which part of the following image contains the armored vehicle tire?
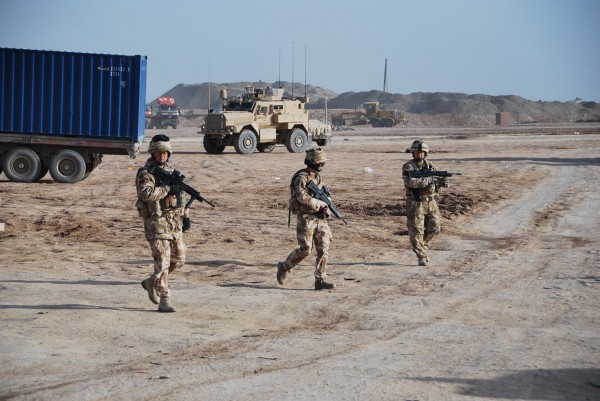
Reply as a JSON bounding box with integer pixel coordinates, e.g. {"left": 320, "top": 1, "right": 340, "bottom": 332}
{"left": 234, "top": 129, "right": 258, "bottom": 154}
{"left": 384, "top": 118, "right": 395, "bottom": 127}
{"left": 203, "top": 135, "right": 226, "bottom": 154}
{"left": 371, "top": 118, "right": 383, "bottom": 128}
{"left": 285, "top": 128, "right": 308, "bottom": 153}
{"left": 316, "top": 138, "right": 332, "bottom": 146}
{"left": 49, "top": 149, "right": 86, "bottom": 183}
{"left": 2, "top": 147, "right": 42, "bottom": 182}
{"left": 257, "top": 143, "right": 276, "bottom": 153}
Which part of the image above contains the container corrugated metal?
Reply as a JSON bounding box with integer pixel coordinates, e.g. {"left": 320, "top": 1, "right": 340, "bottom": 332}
{"left": 0, "top": 48, "right": 147, "bottom": 142}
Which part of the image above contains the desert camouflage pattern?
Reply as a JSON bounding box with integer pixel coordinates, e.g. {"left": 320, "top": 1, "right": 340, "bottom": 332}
{"left": 402, "top": 158, "right": 443, "bottom": 259}
{"left": 282, "top": 168, "right": 332, "bottom": 279}
{"left": 136, "top": 157, "right": 189, "bottom": 297}
{"left": 288, "top": 169, "right": 325, "bottom": 215}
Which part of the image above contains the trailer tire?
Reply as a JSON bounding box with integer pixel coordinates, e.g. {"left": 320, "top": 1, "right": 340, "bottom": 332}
{"left": 49, "top": 149, "right": 86, "bottom": 183}
{"left": 35, "top": 163, "right": 49, "bottom": 181}
{"left": 234, "top": 129, "right": 257, "bottom": 154}
{"left": 257, "top": 143, "right": 276, "bottom": 153}
{"left": 2, "top": 147, "right": 42, "bottom": 182}
{"left": 285, "top": 128, "right": 308, "bottom": 153}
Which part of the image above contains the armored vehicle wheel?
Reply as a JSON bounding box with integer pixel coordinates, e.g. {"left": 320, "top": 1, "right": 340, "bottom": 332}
{"left": 285, "top": 128, "right": 308, "bottom": 153}
{"left": 203, "top": 135, "right": 226, "bottom": 154}
{"left": 49, "top": 149, "right": 86, "bottom": 183}
{"left": 371, "top": 118, "right": 383, "bottom": 127}
{"left": 2, "top": 147, "right": 42, "bottom": 182}
{"left": 257, "top": 143, "right": 276, "bottom": 153}
{"left": 234, "top": 129, "right": 257, "bottom": 154}
{"left": 316, "top": 137, "right": 332, "bottom": 146}
{"left": 384, "top": 118, "right": 395, "bottom": 127}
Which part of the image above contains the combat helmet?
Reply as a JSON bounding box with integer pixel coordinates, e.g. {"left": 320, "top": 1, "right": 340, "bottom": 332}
{"left": 304, "top": 147, "right": 327, "bottom": 167}
{"left": 409, "top": 139, "right": 429, "bottom": 155}
{"left": 148, "top": 134, "right": 173, "bottom": 155}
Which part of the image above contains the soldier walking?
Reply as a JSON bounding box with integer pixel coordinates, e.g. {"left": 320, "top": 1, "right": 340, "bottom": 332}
{"left": 135, "top": 134, "right": 191, "bottom": 312}
{"left": 277, "top": 148, "right": 336, "bottom": 290}
{"left": 402, "top": 139, "right": 449, "bottom": 266}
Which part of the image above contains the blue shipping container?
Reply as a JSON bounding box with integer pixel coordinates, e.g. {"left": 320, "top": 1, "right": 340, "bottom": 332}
{"left": 0, "top": 48, "right": 147, "bottom": 142}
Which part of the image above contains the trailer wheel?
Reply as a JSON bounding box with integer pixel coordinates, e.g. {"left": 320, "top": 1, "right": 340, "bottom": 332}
{"left": 257, "top": 143, "right": 276, "bottom": 153}
{"left": 285, "top": 128, "right": 308, "bottom": 153}
{"left": 49, "top": 149, "right": 86, "bottom": 183}
{"left": 81, "top": 163, "right": 95, "bottom": 181}
{"left": 2, "top": 147, "right": 42, "bottom": 182}
{"left": 234, "top": 129, "right": 257, "bottom": 154}
{"left": 34, "top": 163, "right": 49, "bottom": 181}
{"left": 203, "top": 135, "right": 226, "bottom": 154}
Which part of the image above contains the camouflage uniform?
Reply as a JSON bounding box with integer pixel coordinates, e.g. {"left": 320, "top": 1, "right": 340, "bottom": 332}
{"left": 136, "top": 135, "right": 189, "bottom": 312}
{"left": 277, "top": 148, "right": 335, "bottom": 290}
{"left": 402, "top": 140, "right": 446, "bottom": 265}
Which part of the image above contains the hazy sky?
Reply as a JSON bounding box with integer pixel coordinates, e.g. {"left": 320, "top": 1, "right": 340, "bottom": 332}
{"left": 1, "top": 0, "right": 599, "bottom": 102}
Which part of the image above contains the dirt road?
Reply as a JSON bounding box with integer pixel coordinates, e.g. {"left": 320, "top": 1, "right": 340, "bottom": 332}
{"left": 1, "top": 126, "right": 599, "bottom": 400}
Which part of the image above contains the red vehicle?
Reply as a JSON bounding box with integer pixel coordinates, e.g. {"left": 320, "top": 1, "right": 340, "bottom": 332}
{"left": 146, "top": 97, "right": 180, "bottom": 129}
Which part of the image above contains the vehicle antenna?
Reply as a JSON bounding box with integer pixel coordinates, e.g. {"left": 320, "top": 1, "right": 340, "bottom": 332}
{"left": 304, "top": 44, "right": 307, "bottom": 98}
{"left": 291, "top": 41, "right": 295, "bottom": 98}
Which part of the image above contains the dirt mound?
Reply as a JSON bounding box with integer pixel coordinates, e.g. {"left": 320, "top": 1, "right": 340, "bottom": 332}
{"left": 155, "top": 81, "right": 337, "bottom": 112}
{"left": 154, "top": 83, "right": 600, "bottom": 126}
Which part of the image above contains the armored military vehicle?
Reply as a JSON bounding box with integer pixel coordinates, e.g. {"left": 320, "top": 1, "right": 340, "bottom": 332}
{"left": 200, "top": 86, "right": 332, "bottom": 154}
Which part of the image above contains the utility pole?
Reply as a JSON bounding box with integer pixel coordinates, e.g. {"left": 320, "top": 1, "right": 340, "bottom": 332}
{"left": 383, "top": 58, "right": 388, "bottom": 93}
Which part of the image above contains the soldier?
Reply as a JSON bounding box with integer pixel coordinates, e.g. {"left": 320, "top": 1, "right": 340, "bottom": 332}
{"left": 402, "top": 139, "right": 449, "bottom": 266}
{"left": 136, "top": 134, "right": 191, "bottom": 312}
{"left": 277, "top": 147, "right": 336, "bottom": 290}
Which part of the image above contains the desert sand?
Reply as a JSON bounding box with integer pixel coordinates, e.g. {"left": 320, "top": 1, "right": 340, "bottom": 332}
{"left": 1, "top": 124, "right": 599, "bottom": 400}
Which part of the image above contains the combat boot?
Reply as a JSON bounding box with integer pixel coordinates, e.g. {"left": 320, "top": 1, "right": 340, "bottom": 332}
{"left": 158, "top": 296, "right": 176, "bottom": 313}
{"left": 141, "top": 277, "right": 159, "bottom": 304}
{"left": 276, "top": 262, "right": 287, "bottom": 285}
{"left": 315, "top": 278, "right": 335, "bottom": 290}
{"left": 418, "top": 257, "right": 428, "bottom": 266}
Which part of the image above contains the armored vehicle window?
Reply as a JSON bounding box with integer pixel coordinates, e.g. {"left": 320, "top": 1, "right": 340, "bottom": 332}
{"left": 240, "top": 101, "right": 255, "bottom": 112}
{"left": 273, "top": 104, "right": 283, "bottom": 111}
{"left": 259, "top": 106, "right": 268, "bottom": 114}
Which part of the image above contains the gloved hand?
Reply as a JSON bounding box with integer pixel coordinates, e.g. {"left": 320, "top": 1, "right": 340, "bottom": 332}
{"left": 182, "top": 217, "right": 191, "bottom": 232}
{"left": 437, "top": 176, "right": 450, "bottom": 188}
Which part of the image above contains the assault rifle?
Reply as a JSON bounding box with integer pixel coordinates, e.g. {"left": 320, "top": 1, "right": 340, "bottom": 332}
{"left": 408, "top": 170, "right": 462, "bottom": 178}
{"left": 151, "top": 166, "right": 216, "bottom": 209}
{"left": 307, "top": 181, "right": 348, "bottom": 225}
